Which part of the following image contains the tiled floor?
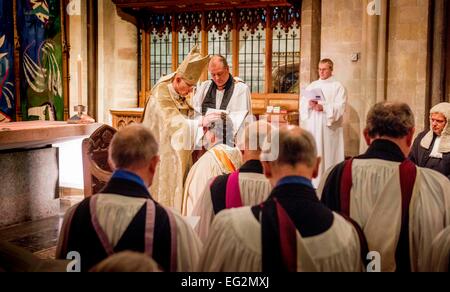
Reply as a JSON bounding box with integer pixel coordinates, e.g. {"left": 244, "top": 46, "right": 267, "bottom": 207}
{"left": 0, "top": 195, "right": 83, "bottom": 260}
{"left": 0, "top": 216, "right": 62, "bottom": 259}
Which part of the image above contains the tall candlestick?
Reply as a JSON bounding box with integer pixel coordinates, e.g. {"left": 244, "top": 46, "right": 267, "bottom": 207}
{"left": 77, "top": 54, "right": 82, "bottom": 106}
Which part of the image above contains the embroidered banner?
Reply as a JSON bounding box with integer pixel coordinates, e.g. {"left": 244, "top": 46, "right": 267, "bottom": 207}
{"left": 17, "top": 0, "right": 63, "bottom": 120}
{"left": 0, "top": 0, "right": 15, "bottom": 122}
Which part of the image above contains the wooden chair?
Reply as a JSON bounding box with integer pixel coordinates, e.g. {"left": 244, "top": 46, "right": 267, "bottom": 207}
{"left": 82, "top": 124, "right": 117, "bottom": 197}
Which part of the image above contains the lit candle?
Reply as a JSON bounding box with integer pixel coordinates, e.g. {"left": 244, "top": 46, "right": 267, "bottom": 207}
{"left": 77, "top": 54, "right": 82, "bottom": 106}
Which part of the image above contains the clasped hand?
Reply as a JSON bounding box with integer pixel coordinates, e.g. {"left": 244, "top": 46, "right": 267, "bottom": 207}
{"left": 309, "top": 100, "right": 324, "bottom": 112}
{"left": 201, "top": 112, "right": 223, "bottom": 127}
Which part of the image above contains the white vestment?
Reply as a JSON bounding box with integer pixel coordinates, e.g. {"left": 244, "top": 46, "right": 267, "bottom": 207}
{"left": 182, "top": 144, "right": 242, "bottom": 216}
{"left": 58, "top": 193, "right": 203, "bottom": 272}
{"left": 317, "top": 159, "right": 450, "bottom": 272}
{"left": 300, "top": 77, "right": 347, "bottom": 187}
{"left": 192, "top": 172, "right": 272, "bottom": 242}
{"left": 197, "top": 208, "right": 363, "bottom": 272}
{"left": 425, "top": 226, "right": 450, "bottom": 272}
{"left": 192, "top": 79, "right": 253, "bottom": 132}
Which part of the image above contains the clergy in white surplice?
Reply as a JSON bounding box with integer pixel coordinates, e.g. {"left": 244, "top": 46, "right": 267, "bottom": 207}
{"left": 182, "top": 115, "right": 242, "bottom": 216}
{"left": 318, "top": 102, "right": 450, "bottom": 272}
{"left": 197, "top": 127, "right": 365, "bottom": 272}
{"left": 192, "top": 55, "right": 252, "bottom": 133}
{"left": 191, "top": 121, "right": 273, "bottom": 242}
{"left": 56, "top": 125, "right": 202, "bottom": 272}
{"left": 424, "top": 226, "right": 450, "bottom": 272}
{"left": 300, "top": 59, "right": 347, "bottom": 187}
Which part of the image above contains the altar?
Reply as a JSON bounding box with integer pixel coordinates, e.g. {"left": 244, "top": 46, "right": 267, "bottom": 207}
{"left": 0, "top": 121, "right": 101, "bottom": 228}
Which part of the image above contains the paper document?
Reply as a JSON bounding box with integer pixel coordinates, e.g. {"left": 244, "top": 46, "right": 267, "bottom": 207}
{"left": 204, "top": 108, "right": 249, "bottom": 138}
{"left": 302, "top": 88, "right": 325, "bottom": 101}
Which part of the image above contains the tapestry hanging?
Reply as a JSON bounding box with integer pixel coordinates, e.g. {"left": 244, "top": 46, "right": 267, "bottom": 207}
{"left": 0, "top": 0, "right": 16, "bottom": 122}
{"left": 17, "top": 0, "right": 64, "bottom": 121}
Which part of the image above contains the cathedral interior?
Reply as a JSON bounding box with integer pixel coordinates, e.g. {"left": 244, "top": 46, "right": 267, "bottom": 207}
{"left": 0, "top": 0, "right": 449, "bottom": 272}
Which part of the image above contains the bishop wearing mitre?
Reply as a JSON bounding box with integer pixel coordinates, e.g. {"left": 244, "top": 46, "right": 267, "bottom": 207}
{"left": 141, "top": 46, "right": 210, "bottom": 211}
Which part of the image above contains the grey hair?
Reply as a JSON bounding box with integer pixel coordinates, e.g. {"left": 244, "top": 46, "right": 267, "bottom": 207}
{"left": 206, "top": 113, "right": 235, "bottom": 147}
{"left": 262, "top": 126, "right": 317, "bottom": 167}
{"left": 109, "top": 124, "right": 159, "bottom": 169}
{"left": 237, "top": 120, "right": 273, "bottom": 152}
{"left": 365, "top": 102, "right": 415, "bottom": 139}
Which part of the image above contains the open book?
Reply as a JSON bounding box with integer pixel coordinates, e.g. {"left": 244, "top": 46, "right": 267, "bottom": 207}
{"left": 195, "top": 108, "right": 249, "bottom": 146}
{"left": 302, "top": 87, "right": 325, "bottom": 102}
{"left": 205, "top": 108, "right": 249, "bottom": 137}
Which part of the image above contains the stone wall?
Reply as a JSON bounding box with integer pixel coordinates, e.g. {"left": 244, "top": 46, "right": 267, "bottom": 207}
{"left": 386, "top": 0, "right": 430, "bottom": 133}
{"left": 300, "top": 0, "right": 321, "bottom": 86}
{"left": 97, "top": 0, "right": 138, "bottom": 124}
{"left": 320, "top": 0, "right": 364, "bottom": 156}
{"left": 316, "top": 0, "right": 430, "bottom": 155}
{"left": 97, "top": 1, "right": 433, "bottom": 154}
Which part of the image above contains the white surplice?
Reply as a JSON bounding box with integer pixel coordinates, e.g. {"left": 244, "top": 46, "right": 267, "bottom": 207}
{"left": 300, "top": 76, "right": 347, "bottom": 187}
{"left": 425, "top": 226, "right": 450, "bottom": 272}
{"left": 182, "top": 144, "right": 242, "bottom": 216}
{"left": 192, "top": 172, "right": 272, "bottom": 242}
{"left": 317, "top": 159, "right": 450, "bottom": 272}
{"left": 197, "top": 207, "right": 363, "bottom": 272}
{"left": 192, "top": 79, "right": 253, "bottom": 131}
{"left": 58, "top": 193, "right": 203, "bottom": 272}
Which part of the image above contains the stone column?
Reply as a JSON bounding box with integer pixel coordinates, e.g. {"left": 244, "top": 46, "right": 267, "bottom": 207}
{"left": 87, "top": 0, "right": 98, "bottom": 120}
{"left": 300, "top": 0, "right": 321, "bottom": 88}
{"left": 359, "top": 0, "right": 388, "bottom": 153}
{"left": 447, "top": 0, "right": 450, "bottom": 102}
{"left": 97, "top": 0, "right": 138, "bottom": 124}
{"left": 430, "top": 0, "right": 447, "bottom": 107}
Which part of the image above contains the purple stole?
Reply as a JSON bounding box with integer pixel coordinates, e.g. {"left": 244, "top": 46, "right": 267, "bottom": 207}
{"left": 340, "top": 158, "right": 417, "bottom": 271}
{"left": 225, "top": 171, "right": 243, "bottom": 209}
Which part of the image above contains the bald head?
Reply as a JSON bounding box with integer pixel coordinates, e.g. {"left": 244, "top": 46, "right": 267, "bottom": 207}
{"left": 109, "top": 124, "right": 159, "bottom": 169}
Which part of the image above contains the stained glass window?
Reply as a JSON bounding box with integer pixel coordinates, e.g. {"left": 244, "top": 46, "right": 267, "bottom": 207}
{"left": 207, "top": 10, "right": 233, "bottom": 74}
{"left": 238, "top": 8, "right": 267, "bottom": 93}
{"left": 178, "top": 12, "right": 202, "bottom": 65}
{"left": 271, "top": 7, "right": 300, "bottom": 94}
{"left": 150, "top": 28, "right": 172, "bottom": 87}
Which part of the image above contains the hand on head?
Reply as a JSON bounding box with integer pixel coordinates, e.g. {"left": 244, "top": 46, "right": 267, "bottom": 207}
{"left": 202, "top": 112, "right": 223, "bottom": 127}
